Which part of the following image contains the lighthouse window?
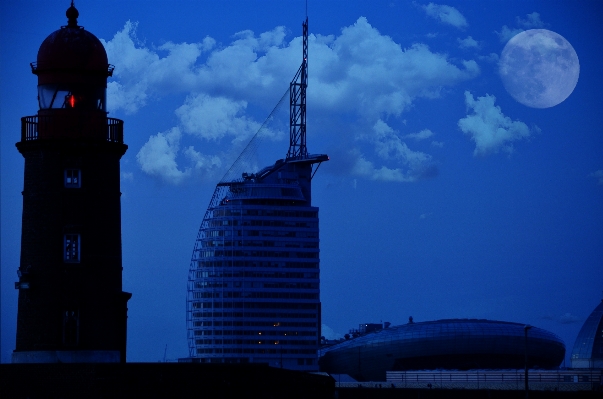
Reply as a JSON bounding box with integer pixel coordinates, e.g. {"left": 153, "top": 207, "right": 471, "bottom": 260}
{"left": 65, "top": 169, "right": 81, "bottom": 188}
{"left": 38, "top": 84, "right": 106, "bottom": 111}
{"left": 63, "top": 310, "right": 79, "bottom": 346}
{"left": 64, "top": 234, "right": 80, "bottom": 262}
{"left": 38, "top": 85, "right": 66, "bottom": 109}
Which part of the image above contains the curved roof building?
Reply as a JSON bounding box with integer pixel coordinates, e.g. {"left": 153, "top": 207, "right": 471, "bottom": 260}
{"left": 185, "top": 19, "right": 328, "bottom": 371}
{"left": 319, "top": 319, "right": 565, "bottom": 381}
{"left": 571, "top": 300, "right": 603, "bottom": 369}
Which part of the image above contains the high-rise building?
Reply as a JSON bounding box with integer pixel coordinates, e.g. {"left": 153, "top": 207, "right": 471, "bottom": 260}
{"left": 13, "top": 2, "right": 130, "bottom": 363}
{"left": 186, "top": 18, "right": 328, "bottom": 370}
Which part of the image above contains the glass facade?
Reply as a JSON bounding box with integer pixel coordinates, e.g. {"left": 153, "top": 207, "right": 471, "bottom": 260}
{"left": 571, "top": 300, "right": 603, "bottom": 369}
{"left": 187, "top": 159, "right": 324, "bottom": 371}
{"left": 319, "top": 319, "right": 566, "bottom": 381}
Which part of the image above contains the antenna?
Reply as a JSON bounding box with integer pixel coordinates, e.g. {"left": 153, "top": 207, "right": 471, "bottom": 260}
{"left": 287, "top": 17, "right": 308, "bottom": 160}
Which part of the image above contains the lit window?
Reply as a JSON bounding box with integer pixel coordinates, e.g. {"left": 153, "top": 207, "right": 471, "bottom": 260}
{"left": 64, "top": 234, "right": 80, "bottom": 262}
{"left": 65, "top": 169, "right": 81, "bottom": 188}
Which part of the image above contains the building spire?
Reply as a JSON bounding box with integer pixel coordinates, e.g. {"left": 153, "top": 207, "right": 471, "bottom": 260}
{"left": 287, "top": 18, "right": 309, "bottom": 160}
{"left": 66, "top": 1, "right": 79, "bottom": 28}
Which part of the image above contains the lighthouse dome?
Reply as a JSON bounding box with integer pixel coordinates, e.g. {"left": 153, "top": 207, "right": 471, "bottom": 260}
{"left": 33, "top": 2, "right": 112, "bottom": 108}
{"left": 35, "top": 2, "right": 109, "bottom": 76}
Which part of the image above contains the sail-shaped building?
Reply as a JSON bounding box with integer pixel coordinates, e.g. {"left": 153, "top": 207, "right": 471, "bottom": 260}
{"left": 186, "top": 19, "right": 328, "bottom": 371}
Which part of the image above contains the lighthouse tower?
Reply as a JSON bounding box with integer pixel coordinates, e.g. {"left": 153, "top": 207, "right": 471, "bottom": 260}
{"left": 13, "top": 2, "right": 131, "bottom": 363}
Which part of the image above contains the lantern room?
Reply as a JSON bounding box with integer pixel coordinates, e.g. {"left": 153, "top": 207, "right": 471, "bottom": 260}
{"left": 33, "top": 2, "right": 111, "bottom": 111}
{"left": 20, "top": 1, "right": 122, "bottom": 142}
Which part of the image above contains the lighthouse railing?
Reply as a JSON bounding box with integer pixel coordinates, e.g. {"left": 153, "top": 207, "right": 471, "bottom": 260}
{"left": 21, "top": 114, "right": 124, "bottom": 143}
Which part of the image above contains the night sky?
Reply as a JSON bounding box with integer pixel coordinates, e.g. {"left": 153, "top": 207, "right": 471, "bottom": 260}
{"left": 1, "top": 1, "right": 602, "bottom": 364}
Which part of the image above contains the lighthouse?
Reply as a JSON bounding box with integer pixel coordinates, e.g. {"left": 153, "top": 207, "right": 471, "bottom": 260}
{"left": 13, "top": 2, "right": 131, "bottom": 363}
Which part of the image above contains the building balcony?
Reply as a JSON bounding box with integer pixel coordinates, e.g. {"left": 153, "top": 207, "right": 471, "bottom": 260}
{"left": 21, "top": 112, "right": 123, "bottom": 143}
{"left": 224, "top": 183, "right": 306, "bottom": 202}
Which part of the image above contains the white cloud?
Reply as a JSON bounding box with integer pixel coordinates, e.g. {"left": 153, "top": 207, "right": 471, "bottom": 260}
{"left": 350, "top": 121, "right": 436, "bottom": 182}
{"left": 176, "top": 94, "right": 261, "bottom": 143}
{"left": 196, "top": 28, "right": 295, "bottom": 102}
{"left": 105, "top": 17, "right": 478, "bottom": 118}
{"left": 371, "top": 120, "right": 431, "bottom": 165}
{"left": 404, "top": 129, "right": 434, "bottom": 141}
{"left": 517, "top": 12, "right": 545, "bottom": 29}
{"left": 422, "top": 3, "right": 468, "bottom": 29}
{"left": 104, "top": 17, "right": 479, "bottom": 184}
{"left": 458, "top": 91, "right": 537, "bottom": 156}
{"left": 101, "top": 21, "right": 155, "bottom": 114}
{"left": 496, "top": 12, "right": 546, "bottom": 43}
{"left": 478, "top": 53, "right": 499, "bottom": 63}
{"left": 431, "top": 141, "right": 444, "bottom": 148}
{"left": 102, "top": 21, "right": 213, "bottom": 114}
{"left": 310, "top": 18, "right": 479, "bottom": 119}
{"left": 183, "top": 146, "right": 224, "bottom": 178}
{"left": 590, "top": 170, "right": 603, "bottom": 185}
{"left": 461, "top": 59, "right": 480, "bottom": 76}
{"left": 352, "top": 153, "right": 417, "bottom": 182}
{"left": 106, "top": 81, "right": 147, "bottom": 115}
{"left": 458, "top": 36, "right": 479, "bottom": 49}
{"left": 496, "top": 25, "right": 524, "bottom": 44}
{"left": 136, "top": 127, "right": 189, "bottom": 184}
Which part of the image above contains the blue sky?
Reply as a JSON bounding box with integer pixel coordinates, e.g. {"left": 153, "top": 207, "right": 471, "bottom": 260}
{"left": 1, "top": 0, "right": 602, "bottom": 364}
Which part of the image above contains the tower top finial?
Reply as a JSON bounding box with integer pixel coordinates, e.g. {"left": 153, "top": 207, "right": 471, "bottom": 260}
{"left": 66, "top": 1, "right": 79, "bottom": 28}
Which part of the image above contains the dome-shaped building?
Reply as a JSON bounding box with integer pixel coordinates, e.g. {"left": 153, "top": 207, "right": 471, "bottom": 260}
{"left": 319, "top": 319, "right": 565, "bottom": 382}
{"left": 571, "top": 300, "right": 603, "bottom": 369}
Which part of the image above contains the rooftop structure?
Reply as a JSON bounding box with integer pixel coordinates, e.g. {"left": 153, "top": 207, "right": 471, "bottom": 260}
{"left": 185, "top": 18, "right": 328, "bottom": 371}
{"left": 571, "top": 300, "right": 603, "bottom": 369}
{"left": 319, "top": 319, "right": 566, "bottom": 381}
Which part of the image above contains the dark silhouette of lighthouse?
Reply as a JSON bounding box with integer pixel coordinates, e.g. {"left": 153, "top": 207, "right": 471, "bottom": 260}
{"left": 13, "top": 2, "right": 131, "bottom": 363}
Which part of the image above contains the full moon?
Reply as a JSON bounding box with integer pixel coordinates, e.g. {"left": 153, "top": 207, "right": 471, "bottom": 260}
{"left": 499, "top": 29, "right": 579, "bottom": 108}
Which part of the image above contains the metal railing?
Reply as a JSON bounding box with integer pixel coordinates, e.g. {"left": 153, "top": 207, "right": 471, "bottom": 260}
{"left": 20, "top": 114, "right": 123, "bottom": 143}
{"left": 385, "top": 369, "right": 602, "bottom": 391}
{"left": 225, "top": 183, "right": 305, "bottom": 201}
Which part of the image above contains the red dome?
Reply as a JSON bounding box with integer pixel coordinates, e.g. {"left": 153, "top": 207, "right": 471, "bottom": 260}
{"left": 35, "top": 3, "right": 109, "bottom": 74}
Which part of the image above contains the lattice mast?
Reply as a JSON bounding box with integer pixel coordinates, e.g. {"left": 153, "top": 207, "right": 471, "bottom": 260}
{"left": 287, "top": 18, "right": 308, "bottom": 160}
